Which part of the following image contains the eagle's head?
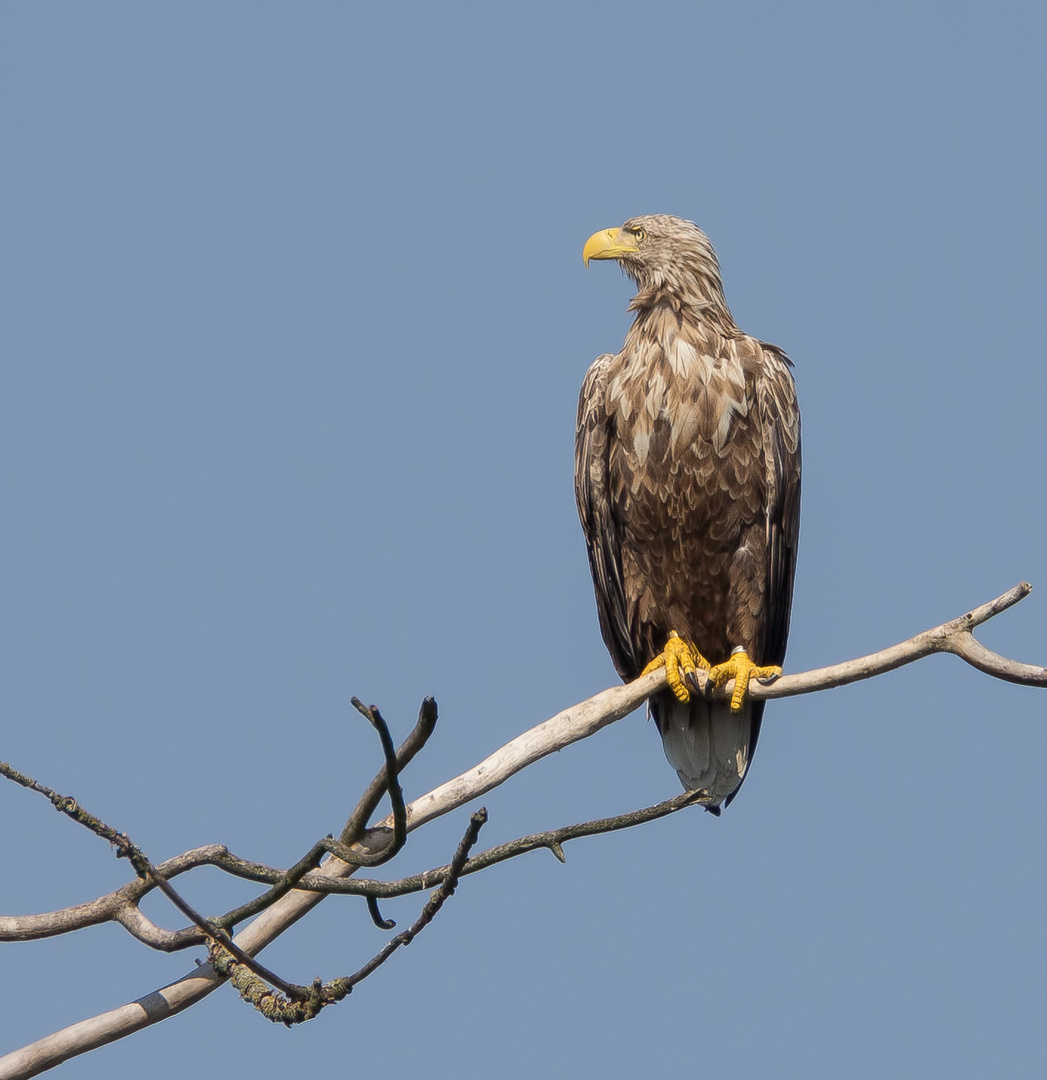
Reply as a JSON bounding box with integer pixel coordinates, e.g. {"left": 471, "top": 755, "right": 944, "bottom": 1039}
{"left": 583, "top": 213, "right": 732, "bottom": 320}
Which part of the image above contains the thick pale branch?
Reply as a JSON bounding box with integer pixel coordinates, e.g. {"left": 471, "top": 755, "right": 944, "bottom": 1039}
{"left": 396, "top": 584, "right": 1044, "bottom": 835}
{"left": 2, "top": 584, "right": 1043, "bottom": 1079}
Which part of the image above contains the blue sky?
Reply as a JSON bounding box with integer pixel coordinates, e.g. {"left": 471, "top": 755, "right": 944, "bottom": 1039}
{"left": 1, "top": 3, "right": 1045, "bottom": 1077}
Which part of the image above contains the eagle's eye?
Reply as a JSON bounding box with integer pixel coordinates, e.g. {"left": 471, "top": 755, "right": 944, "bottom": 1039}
{"left": 632, "top": 227, "right": 647, "bottom": 242}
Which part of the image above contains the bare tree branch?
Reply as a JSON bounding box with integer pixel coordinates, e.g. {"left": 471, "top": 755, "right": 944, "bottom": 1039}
{"left": 1, "top": 584, "right": 1044, "bottom": 1079}
{"left": 328, "top": 789, "right": 715, "bottom": 898}
{"left": 1, "top": 845, "right": 274, "bottom": 949}
{"left": 0, "top": 789, "right": 715, "bottom": 945}
{"left": 0, "top": 762, "right": 327, "bottom": 997}
{"left": 202, "top": 697, "right": 432, "bottom": 934}
{"left": 208, "top": 808, "right": 489, "bottom": 1025}
{"left": 0, "top": 699, "right": 444, "bottom": 962}
{"left": 336, "top": 807, "right": 487, "bottom": 988}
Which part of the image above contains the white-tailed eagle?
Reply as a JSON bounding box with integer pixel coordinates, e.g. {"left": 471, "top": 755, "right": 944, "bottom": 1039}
{"left": 575, "top": 214, "right": 801, "bottom": 812}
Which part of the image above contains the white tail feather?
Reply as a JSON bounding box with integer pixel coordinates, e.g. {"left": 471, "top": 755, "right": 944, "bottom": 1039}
{"left": 655, "top": 696, "right": 752, "bottom": 807}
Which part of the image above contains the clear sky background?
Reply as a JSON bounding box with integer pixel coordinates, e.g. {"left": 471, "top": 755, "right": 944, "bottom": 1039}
{"left": 1, "top": 3, "right": 1045, "bottom": 1077}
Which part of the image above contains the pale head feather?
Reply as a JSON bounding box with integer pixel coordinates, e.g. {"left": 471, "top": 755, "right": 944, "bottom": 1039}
{"left": 617, "top": 214, "right": 735, "bottom": 328}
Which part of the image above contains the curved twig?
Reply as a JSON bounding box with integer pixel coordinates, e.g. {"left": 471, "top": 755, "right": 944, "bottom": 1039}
{"left": 365, "top": 896, "right": 396, "bottom": 930}
{"left": 334, "top": 700, "right": 408, "bottom": 866}
{"left": 0, "top": 844, "right": 262, "bottom": 950}
{"left": 341, "top": 696, "right": 438, "bottom": 846}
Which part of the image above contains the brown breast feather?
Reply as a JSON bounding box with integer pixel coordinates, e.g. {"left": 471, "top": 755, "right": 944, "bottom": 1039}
{"left": 576, "top": 316, "right": 799, "bottom": 677}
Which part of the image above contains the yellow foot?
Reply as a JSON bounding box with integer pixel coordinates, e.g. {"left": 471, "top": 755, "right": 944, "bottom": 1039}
{"left": 641, "top": 632, "right": 710, "bottom": 703}
{"left": 707, "top": 648, "right": 782, "bottom": 713}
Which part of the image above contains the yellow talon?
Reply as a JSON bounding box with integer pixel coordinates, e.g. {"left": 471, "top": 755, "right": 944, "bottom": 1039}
{"left": 707, "top": 648, "right": 782, "bottom": 713}
{"left": 641, "top": 632, "right": 710, "bottom": 703}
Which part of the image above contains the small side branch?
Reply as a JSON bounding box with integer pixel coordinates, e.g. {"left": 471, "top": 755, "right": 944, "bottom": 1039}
{"left": 945, "top": 629, "right": 1047, "bottom": 685}
{"left": 1, "top": 791, "right": 713, "bottom": 954}
{"left": 729, "top": 582, "right": 1047, "bottom": 701}
{"left": 0, "top": 790, "right": 718, "bottom": 966}
{"left": 295, "top": 789, "right": 715, "bottom": 898}
{"left": 333, "top": 699, "right": 408, "bottom": 866}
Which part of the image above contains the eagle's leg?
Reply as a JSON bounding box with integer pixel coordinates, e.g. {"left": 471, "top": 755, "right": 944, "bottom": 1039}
{"left": 707, "top": 647, "right": 782, "bottom": 713}
{"left": 640, "top": 632, "right": 710, "bottom": 703}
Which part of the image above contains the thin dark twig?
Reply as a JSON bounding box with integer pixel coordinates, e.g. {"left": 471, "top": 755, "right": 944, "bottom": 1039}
{"left": 141, "top": 792, "right": 706, "bottom": 944}
{"left": 1, "top": 786, "right": 714, "bottom": 953}
{"left": 212, "top": 790, "right": 711, "bottom": 904}
{"left": 340, "top": 807, "right": 488, "bottom": 989}
{"left": 365, "top": 896, "right": 396, "bottom": 930}
{"left": 0, "top": 761, "right": 143, "bottom": 855}
{"left": 178, "top": 701, "right": 437, "bottom": 1004}
{"left": 220, "top": 697, "right": 437, "bottom": 940}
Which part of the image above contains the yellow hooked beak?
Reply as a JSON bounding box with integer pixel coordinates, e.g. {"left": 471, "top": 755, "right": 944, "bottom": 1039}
{"left": 582, "top": 227, "right": 640, "bottom": 266}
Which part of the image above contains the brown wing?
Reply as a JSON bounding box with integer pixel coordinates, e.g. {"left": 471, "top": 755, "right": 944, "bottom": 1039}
{"left": 756, "top": 343, "right": 801, "bottom": 670}
{"left": 727, "top": 343, "right": 800, "bottom": 805}
{"left": 575, "top": 354, "right": 639, "bottom": 679}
